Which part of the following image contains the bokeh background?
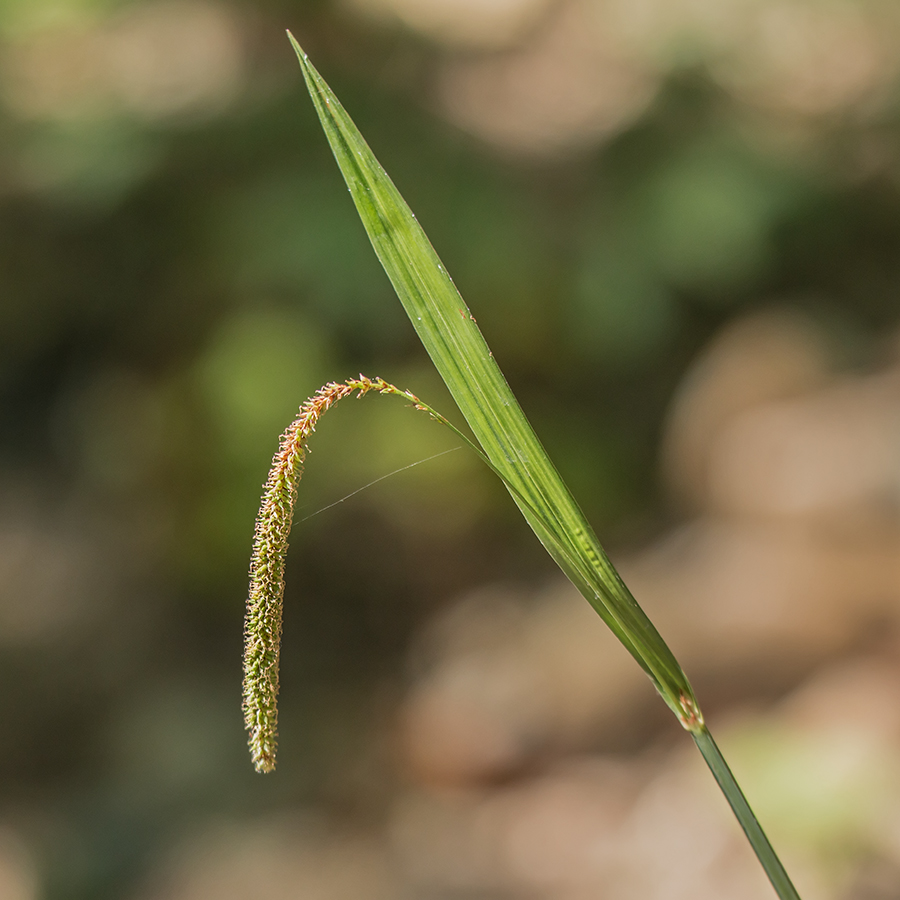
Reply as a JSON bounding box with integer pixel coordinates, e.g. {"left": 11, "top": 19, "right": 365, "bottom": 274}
{"left": 3, "top": 0, "right": 900, "bottom": 897}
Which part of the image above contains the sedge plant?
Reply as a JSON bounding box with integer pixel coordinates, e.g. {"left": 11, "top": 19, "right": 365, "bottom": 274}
{"left": 242, "top": 33, "right": 803, "bottom": 900}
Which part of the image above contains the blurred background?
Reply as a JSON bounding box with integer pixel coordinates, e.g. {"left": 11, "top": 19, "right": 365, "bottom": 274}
{"left": 3, "top": 0, "right": 900, "bottom": 897}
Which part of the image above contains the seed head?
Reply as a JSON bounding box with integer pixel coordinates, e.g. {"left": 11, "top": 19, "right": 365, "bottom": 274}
{"left": 242, "top": 376, "right": 426, "bottom": 771}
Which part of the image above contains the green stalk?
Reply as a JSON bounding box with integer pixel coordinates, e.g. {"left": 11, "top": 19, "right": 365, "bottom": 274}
{"left": 693, "top": 728, "right": 801, "bottom": 900}
{"left": 280, "top": 32, "right": 803, "bottom": 899}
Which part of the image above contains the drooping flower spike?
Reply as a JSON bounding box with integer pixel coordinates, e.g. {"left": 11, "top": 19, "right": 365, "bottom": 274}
{"left": 242, "top": 375, "right": 437, "bottom": 772}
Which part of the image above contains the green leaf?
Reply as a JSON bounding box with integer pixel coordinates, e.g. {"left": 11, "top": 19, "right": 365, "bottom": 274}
{"left": 287, "top": 32, "right": 698, "bottom": 724}
{"left": 287, "top": 34, "right": 802, "bottom": 900}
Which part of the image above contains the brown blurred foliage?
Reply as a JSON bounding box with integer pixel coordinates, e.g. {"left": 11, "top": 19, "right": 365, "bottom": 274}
{"left": 2, "top": 1, "right": 900, "bottom": 898}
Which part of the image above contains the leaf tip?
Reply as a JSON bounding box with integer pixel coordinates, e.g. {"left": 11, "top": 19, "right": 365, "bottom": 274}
{"left": 286, "top": 29, "right": 307, "bottom": 62}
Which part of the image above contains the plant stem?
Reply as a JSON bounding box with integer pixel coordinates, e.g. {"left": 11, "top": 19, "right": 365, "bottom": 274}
{"left": 692, "top": 727, "right": 801, "bottom": 900}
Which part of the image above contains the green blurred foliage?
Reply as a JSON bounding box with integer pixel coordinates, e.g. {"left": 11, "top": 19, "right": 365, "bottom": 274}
{"left": 0, "top": 1, "right": 898, "bottom": 897}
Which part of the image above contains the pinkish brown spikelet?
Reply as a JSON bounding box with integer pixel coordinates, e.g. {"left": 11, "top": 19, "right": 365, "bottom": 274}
{"left": 242, "top": 376, "right": 427, "bottom": 772}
